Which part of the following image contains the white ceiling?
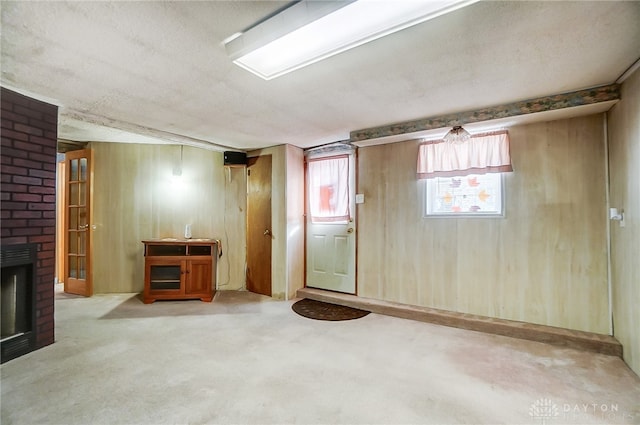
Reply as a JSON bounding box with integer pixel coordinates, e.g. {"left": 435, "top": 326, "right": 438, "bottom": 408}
{"left": 2, "top": 1, "right": 639, "bottom": 151}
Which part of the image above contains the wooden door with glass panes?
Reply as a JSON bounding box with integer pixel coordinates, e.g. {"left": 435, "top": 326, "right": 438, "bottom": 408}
{"left": 64, "top": 149, "right": 93, "bottom": 296}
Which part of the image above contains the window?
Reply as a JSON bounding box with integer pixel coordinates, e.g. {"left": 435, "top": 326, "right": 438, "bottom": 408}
{"left": 425, "top": 173, "right": 504, "bottom": 217}
{"left": 417, "top": 129, "right": 511, "bottom": 217}
{"left": 307, "top": 155, "right": 350, "bottom": 223}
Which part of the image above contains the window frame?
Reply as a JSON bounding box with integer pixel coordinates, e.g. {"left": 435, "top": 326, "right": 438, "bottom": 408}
{"left": 424, "top": 172, "right": 505, "bottom": 218}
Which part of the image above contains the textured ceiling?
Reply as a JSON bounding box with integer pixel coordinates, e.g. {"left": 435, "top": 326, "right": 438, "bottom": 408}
{"left": 2, "top": 1, "right": 639, "bottom": 151}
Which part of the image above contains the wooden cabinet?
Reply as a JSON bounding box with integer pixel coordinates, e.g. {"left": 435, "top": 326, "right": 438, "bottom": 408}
{"left": 142, "top": 239, "right": 217, "bottom": 304}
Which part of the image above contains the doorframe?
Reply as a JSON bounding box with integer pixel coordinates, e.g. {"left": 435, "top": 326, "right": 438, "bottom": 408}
{"left": 55, "top": 156, "right": 66, "bottom": 285}
{"left": 354, "top": 148, "right": 359, "bottom": 296}
{"left": 303, "top": 147, "right": 358, "bottom": 295}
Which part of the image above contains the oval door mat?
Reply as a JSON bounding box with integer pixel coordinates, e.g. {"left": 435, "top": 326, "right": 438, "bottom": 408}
{"left": 292, "top": 298, "right": 370, "bottom": 321}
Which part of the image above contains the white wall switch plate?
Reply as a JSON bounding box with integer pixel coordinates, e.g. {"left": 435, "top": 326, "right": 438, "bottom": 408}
{"left": 355, "top": 194, "right": 365, "bottom": 204}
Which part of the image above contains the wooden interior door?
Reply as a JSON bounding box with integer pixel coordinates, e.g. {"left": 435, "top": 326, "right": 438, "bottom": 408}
{"left": 64, "top": 149, "right": 93, "bottom": 296}
{"left": 246, "top": 155, "right": 272, "bottom": 296}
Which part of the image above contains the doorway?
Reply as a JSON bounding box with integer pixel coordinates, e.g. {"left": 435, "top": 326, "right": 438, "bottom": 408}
{"left": 305, "top": 152, "right": 356, "bottom": 294}
{"left": 55, "top": 148, "right": 93, "bottom": 297}
{"left": 246, "top": 155, "right": 272, "bottom": 296}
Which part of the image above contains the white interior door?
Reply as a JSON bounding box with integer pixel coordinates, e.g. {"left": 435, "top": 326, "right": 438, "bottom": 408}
{"left": 306, "top": 153, "right": 356, "bottom": 294}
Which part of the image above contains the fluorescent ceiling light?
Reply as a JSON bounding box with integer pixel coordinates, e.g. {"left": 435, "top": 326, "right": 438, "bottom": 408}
{"left": 225, "top": 0, "right": 478, "bottom": 80}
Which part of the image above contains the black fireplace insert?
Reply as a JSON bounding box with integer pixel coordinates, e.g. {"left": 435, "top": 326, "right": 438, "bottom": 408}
{"left": 1, "top": 243, "right": 37, "bottom": 363}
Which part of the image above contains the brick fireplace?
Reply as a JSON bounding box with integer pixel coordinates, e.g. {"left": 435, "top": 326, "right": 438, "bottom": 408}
{"left": 1, "top": 87, "right": 57, "bottom": 361}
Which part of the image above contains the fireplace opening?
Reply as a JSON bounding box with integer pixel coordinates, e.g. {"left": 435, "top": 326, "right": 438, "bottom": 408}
{"left": 1, "top": 243, "right": 37, "bottom": 363}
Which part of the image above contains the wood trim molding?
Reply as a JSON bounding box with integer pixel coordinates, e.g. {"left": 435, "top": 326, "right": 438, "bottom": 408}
{"left": 297, "top": 287, "right": 623, "bottom": 357}
{"left": 350, "top": 84, "right": 621, "bottom": 142}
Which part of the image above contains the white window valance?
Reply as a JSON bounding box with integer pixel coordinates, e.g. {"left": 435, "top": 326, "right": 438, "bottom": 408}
{"left": 417, "top": 130, "right": 513, "bottom": 179}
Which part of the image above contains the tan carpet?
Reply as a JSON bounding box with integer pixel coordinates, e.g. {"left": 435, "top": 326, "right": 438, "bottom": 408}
{"left": 1, "top": 285, "right": 639, "bottom": 424}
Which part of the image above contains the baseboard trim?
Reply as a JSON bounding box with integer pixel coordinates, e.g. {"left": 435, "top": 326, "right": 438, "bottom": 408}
{"left": 297, "top": 288, "right": 622, "bottom": 357}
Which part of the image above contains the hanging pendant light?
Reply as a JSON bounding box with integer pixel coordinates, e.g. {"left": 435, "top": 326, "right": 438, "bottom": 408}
{"left": 443, "top": 126, "right": 471, "bottom": 144}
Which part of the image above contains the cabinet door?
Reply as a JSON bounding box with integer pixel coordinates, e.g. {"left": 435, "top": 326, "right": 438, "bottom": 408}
{"left": 146, "top": 259, "right": 183, "bottom": 293}
{"left": 185, "top": 259, "right": 211, "bottom": 295}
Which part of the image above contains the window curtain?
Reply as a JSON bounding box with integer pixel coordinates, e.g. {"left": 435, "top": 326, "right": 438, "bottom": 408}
{"left": 417, "top": 130, "right": 513, "bottom": 178}
{"left": 308, "top": 155, "right": 350, "bottom": 223}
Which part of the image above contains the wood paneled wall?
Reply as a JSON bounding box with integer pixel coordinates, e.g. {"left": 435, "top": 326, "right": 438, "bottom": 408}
{"left": 608, "top": 68, "right": 640, "bottom": 376}
{"left": 90, "top": 143, "right": 246, "bottom": 293}
{"left": 357, "top": 115, "right": 609, "bottom": 334}
{"left": 285, "top": 144, "right": 305, "bottom": 299}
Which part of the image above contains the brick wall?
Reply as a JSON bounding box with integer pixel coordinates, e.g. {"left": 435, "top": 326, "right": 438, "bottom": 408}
{"left": 1, "top": 87, "right": 57, "bottom": 349}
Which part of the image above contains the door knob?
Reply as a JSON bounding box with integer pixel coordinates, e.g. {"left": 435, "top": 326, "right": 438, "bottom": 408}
{"left": 264, "top": 229, "right": 271, "bottom": 236}
{"left": 347, "top": 228, "right": 354, "bottom": 234}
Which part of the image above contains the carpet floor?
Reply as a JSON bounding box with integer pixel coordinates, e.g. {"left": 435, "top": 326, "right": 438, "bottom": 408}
{"left": 1, "top": 285, "right": 639, "bottom": 425}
